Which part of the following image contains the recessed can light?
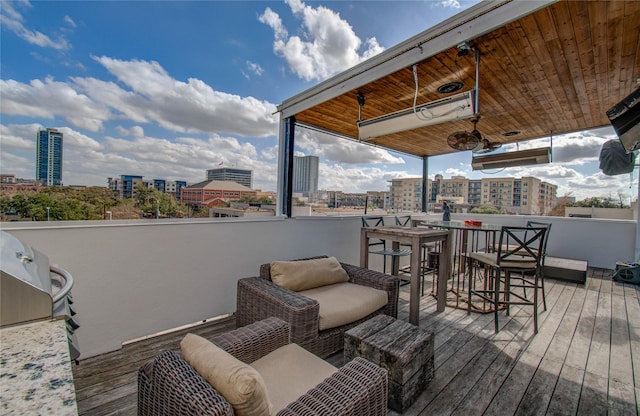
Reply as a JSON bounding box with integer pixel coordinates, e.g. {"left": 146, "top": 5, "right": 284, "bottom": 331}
{"left": 437, "top": 82, "right": 464, "bottom": 94}
{"left": 503, "top": 131, "right": 520, "bottom": 137}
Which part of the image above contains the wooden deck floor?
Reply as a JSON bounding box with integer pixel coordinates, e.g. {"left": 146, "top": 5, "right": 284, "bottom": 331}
{"left": 72, "top": 267, "right": 639, "bottom": 415}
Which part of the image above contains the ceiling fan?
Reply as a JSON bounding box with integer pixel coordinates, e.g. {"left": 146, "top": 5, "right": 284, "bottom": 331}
{"left": 447, "top": 117, "right": 482, "bottom": 151}
{"left": 472, "top": 137, "right": 503, "bottom": 154}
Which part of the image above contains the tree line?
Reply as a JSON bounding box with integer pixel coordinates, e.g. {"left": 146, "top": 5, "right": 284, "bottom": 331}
{"left": 0, "top": 185, "right": 192, "bottom": 221}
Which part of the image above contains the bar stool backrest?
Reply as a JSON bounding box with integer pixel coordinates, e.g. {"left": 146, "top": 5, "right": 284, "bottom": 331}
{"left": 362, "top": 216, "right": 386, "bottom": 249}
{"left": 497, "top": 226, "right": 547, "bottom": 270}
{"left": 395, "top": 215, "right": 412, "bottom": 226}
{"left": 525, "top": 220, "right": 552, "bottom": 263}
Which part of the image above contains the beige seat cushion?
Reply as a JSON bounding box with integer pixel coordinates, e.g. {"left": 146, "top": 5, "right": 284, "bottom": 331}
{"left": 180, "top": 333, "right": 274, "bottom": 416}
{"left": 470, "top": 251, "right": 537, "bottom": 269}
{"left": 251, "top": 343, "right": 337, "bottom": 413}
{"left": 300, "top": 282, "right": 388, "bottom": 330}
{"left": 270, "top": 257, "right": 349, "bottom": 291}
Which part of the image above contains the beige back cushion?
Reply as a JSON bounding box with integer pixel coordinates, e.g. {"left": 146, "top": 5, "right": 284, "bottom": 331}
{"left": 270, "top": 257, "right": 349, "bottom": 291}
{"left": 180, "top": 333, "right": 274, "bottom": 416}
{"left": 251, "top": 343, "right": 337, "bottom": 413}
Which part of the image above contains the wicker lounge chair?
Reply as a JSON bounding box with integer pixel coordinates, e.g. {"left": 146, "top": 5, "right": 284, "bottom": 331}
{"left": 138, "top": 317, "right": 388, "bottom": 416}
{"left": 236, "top": 255, "right": 400, "bottom": 358}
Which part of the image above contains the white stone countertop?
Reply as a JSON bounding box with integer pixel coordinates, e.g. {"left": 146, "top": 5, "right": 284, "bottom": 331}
{"left": 0, "top": 319, "right": 78, "bottom": 415}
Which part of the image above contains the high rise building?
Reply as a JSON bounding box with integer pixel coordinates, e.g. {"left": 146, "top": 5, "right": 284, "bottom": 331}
{"left": 293, "top": 155, "right": 319, "bottom": 194}
{"left": 207, "top": 168, "right": 252, "bottom": 188}
{"left": 36, "top": 128, "right": 63, "bottom": 186}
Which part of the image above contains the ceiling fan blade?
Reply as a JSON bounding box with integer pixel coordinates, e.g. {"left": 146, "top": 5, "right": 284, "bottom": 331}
{"left": 472, "top": 139, "right": 503, "bottom": 154}
{"left": 447, "top": 131, "right": 479, "bottom": 151}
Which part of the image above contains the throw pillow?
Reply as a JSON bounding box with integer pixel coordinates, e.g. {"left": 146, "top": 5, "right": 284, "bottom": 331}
{"left": 180, "top": 333, "right": 274, "bottom": 416}
{"left": 270, "top": 256, "right": 349, "bottom": 291}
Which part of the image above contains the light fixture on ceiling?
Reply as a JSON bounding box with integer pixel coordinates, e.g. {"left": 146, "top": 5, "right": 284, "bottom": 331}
{"left": 457, "top": 42, "right": 471, "bottom": 57}
{"left": 471, "top": 147, "right": 552, "bottom": 170}
{"left": 357, "top": 89, "right": 476, "bottom": 140}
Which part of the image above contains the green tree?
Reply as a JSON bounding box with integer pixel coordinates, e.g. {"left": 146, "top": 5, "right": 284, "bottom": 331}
{"left": 469, "top": 204, "right": 505, "bottom": 215}
{"left": 568, "top": 196, "right": 625, "bottom": 209}
{"left": 1, "top": 185, "right": 189, "bottom": 221}
{"left": 133, "top": 185, "right": 188, "bottom": 218}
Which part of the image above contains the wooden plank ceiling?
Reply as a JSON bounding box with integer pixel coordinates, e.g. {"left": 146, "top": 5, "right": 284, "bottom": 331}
{"left": 293, "top": 0, "right": 640, "bottom": 158}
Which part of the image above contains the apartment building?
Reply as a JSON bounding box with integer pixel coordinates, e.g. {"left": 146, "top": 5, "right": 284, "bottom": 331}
{"left": 388, "top": 175, "right": 557, "bottom": 215}
{"left": 439, "top": 176, "right": 469, "bottom": 202}
{"left": 108, "top": 176, "right": 188, "bottom": 199}
{"left": 147, "top": 179, "right": 187, "bottom": 199}
{"left": 480, "top": 176, "right": 557, "bottom": 215}
{"left": 388, "top": 178, "right": 433, "bottom": 212}
{"left": 108, "top": 175, "right": 144, "bottom": 199}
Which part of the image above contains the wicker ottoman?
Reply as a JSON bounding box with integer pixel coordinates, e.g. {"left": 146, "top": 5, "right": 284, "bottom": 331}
{"left": 344, "top": 314, "right": 434, "bottom": 413}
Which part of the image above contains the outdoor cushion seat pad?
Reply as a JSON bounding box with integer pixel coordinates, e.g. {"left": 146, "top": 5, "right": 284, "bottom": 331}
{"left": 180, "top": 333, "right": 273, "bottom": 416}
{"left": 469, "top": 251, "right": 537, "bottom": 269}
{"left": 250, "top": 343, "right": 337, "bottom": 413}
{"left": 300, "top": 282, "right": 388, "bottom": 331}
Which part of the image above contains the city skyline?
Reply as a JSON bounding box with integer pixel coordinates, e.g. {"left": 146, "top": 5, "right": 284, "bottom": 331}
{"left": 1, "top": 1, "right": 637, "bottom": 202}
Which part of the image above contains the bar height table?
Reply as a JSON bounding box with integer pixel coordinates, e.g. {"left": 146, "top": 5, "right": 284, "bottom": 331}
{"left": 412, "top": 219, "right": 502, "bottom": 312}
{"left": 360, "top": 226, "right": 453, "bottom": 324}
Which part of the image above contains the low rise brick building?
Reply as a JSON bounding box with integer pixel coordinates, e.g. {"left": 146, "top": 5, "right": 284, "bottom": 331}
{"left": 180, "top": 180, "right": 256, "bottom": 208}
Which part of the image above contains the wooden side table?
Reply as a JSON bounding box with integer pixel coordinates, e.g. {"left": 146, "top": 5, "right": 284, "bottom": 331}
{"left": 344, "top": 314, "right": 434, "bottom": 413}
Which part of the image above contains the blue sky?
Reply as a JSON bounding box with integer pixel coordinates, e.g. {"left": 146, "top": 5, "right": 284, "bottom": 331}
{"left": 0, "top": 0, "right": 636, "bottom": 203}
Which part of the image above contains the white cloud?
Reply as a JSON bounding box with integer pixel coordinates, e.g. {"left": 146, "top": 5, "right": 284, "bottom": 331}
{"left": 90, "top": 56, "right": 279, "bottom": 137}
{"left": 0, "top": 0, "right": 70, "bottom": 50}
{"left": 258, "top": 7, "right": 288, "bottom": 40}
{"left": 259, "top": 0, "right": 384, "bottom": 81}
{"left": 115, "top": 125, "right": 145, "bottom": 138}
{"left": 260, "top": 146, "right": 279, "bottom": 161}
{"left": 439, "top": 0, "right": 462, "bottom": 9}
{"left": 319, "top": 163, "right": 397, "bottom": 192}
{"left": 64, "top": 15, "right": 76, "bottom": 28}
{"left": 295, "top": 128, "right": 404, "bottom": 164}
{"left": 0, "top": 123, "right": 40, "bottom": 151}
{"left": 445, "top": 168, "right": 466, "bottom": 177}
{"left": 0, "top": 78, "right": 110, "bottom": 131}
{"left": 246, "top": 61, "right": 264, "bottom": 77}
{"left": 56, "top": 126, "right": 103, "bottom": 151}
{"left": 0, "top": 58, "right": 280, "bottom": 138}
